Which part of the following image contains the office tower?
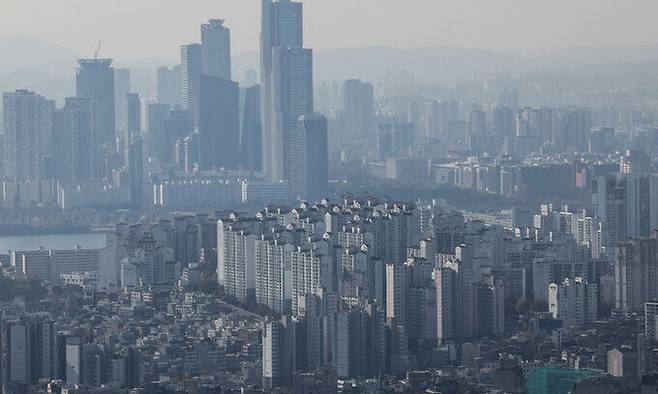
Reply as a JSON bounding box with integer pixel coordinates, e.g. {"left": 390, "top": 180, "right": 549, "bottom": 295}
{"left": 129, "top": 136, "right": 144, "bottom": 206}
{"left": 240, "top": 84, "right": 263, "bottom": 171}
{"left": 66, "top": 342, "right": 106, "bottom": 387}
{"left": 180, "top": 44, "right": 202, "bottom": 127}
{"left": 2, "top": 90, "right": 40, "bottom": 181}
{"left": 147, "top": 103, "right": 170, "bottom": 160}
{"left": 53, "top": 98, "right": 101, "bottom": 181}
{"left": 261, "top": 0, "right": 307, "bottom": 181}
{"left": 76, "top": 59, "right": 116, "bottom": 150}
{"left": 342, "top": 79, "right": 375, "bottom": 142}
{"left": 289, "top": 114, "right": 328, "bottom": 201}
{"left": 65, "top": 340, "right": 82, "bottom": 384}
{"left": 157, "top": 65, "right": 180, "bottom": 105}
{"left": 122, "top": 93, "right": 141, "bottom": 165}
{"left": 592, "top": 173, "right": 653, "bottom": 246}
{"left": 271, "top": 47, "right": 313, "bottom": 180}
{"left": 199, "top": 75, "right": 240, "bottom": 170}
{"left": 126, "top": 93, "right": 141, "bottom": 139}
{"left": 161, "top": 109, "right": 193, "bottom": 166}
{"left": 37, "top": 98, "right": 55, "bottom": 178}
{"left": 262, "top": 316, "right": 296, "bottom": 389}
{"left": 201, "top": 19, "right": 232, "bottom": 80}
{"left": 548, "top": 277, "right": 598, "bottom": 328}
{"left": 615, "top": 238, "right": 658, "bottom": 311}
{"left": 2, "top": 314, "right": 55, "bottom": 386}
{"left": 114, "top": 68, "right": 131, "bottom": 133}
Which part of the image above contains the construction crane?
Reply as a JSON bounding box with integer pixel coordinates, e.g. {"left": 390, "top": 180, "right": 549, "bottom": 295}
{"left": 94, "top": 40, "right": 102, "bottom": 60}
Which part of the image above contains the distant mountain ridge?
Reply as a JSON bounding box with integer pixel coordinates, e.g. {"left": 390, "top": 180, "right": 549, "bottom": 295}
{"left": 2, "top": 35, "right": 658, "bottom": 100}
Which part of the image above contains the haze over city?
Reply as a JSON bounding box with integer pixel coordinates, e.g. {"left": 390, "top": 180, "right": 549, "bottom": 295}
{"left": 2, "top": 0, "right": 658, "bottom": 60}
{"left": 2, "top": 1, "right": 658, "bottom": 393}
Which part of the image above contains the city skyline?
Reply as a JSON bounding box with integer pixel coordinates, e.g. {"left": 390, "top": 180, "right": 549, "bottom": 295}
{"left": 2, "top": 0, "right": 658, "bottom": 62}
{"left": 3, "top": 1, "right": 658, "bottom": 393}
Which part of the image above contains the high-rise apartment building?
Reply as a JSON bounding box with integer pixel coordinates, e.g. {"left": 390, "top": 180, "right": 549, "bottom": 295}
{"left": 434, "top": 262, "right": 459, "bottom": 345}
{"left": 548, "top": 277, "right": 598, "bottom": 328}
{"left": 615, "top": 238, "right": 658, "bottom": 311}
{"left": 3, "top": 90, "right": 40, "bottom": 181}
{"left": 53, "top": 98, "right": 101, "bottom": 181}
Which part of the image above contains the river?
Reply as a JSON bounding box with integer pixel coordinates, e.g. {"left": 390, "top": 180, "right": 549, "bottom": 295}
{"left": 0, "top": 232, "right": 108, "bottom": 253}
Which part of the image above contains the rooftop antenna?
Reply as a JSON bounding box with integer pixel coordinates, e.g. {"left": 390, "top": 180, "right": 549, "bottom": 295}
{"left": 94, "top": 40, "right": 102, "bottom": 60}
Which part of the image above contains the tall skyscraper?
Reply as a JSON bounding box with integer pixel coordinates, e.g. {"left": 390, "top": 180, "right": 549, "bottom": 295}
{"left": 114, "top": 68, "right": 131, "bottom": 133}
{"left": 342, "top": 79, "right": 375, "bottom": 143}
{"left": 124, "top": 93, "right": 141, "bottom": 165}
{"left": 53, "top": 98, "right": 100, "bottom": 181}
{"left": 201, "top": 19, "right": 232, "bottom": 80}
{"left": 2, "top": 90, "right": 40, "bottom": 181}
{"left": 288, "top": 114, "right": 328, "bottom": 201}
{"left": 157, "top": 65, "right": 180, "bottom": 105}
{"left": 126, "top": 93, "right": 141, "bottom": 139}
{"left": 260, "top": 0, "right": 309, "bottom": 181}
{"left": 180, "top": 44, "right": 202, "bottom": 127}
{"left": 240, "top": 84, "right": 263, "bottom": 171}
{"left": 76, "top": 59, "right": 116, "bottom": 151}
{"left": 129, "top": 136, "right": 144, "bottom": 206}
{"left": 271, "top": 47, "right": 313, "bottom": 181}
{"left": 37, "top": 98, "right": 55, "bottom": 179}
{"left": 199, "top": 75, "right": 240, "bottom": 170}
{"left": 147, "top": 103, "right": 171, "bottom": 160}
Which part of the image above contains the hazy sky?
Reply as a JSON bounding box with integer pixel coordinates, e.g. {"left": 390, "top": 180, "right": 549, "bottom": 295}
{"left": 2, "top": 0, "right": 658, "bottom": 61}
